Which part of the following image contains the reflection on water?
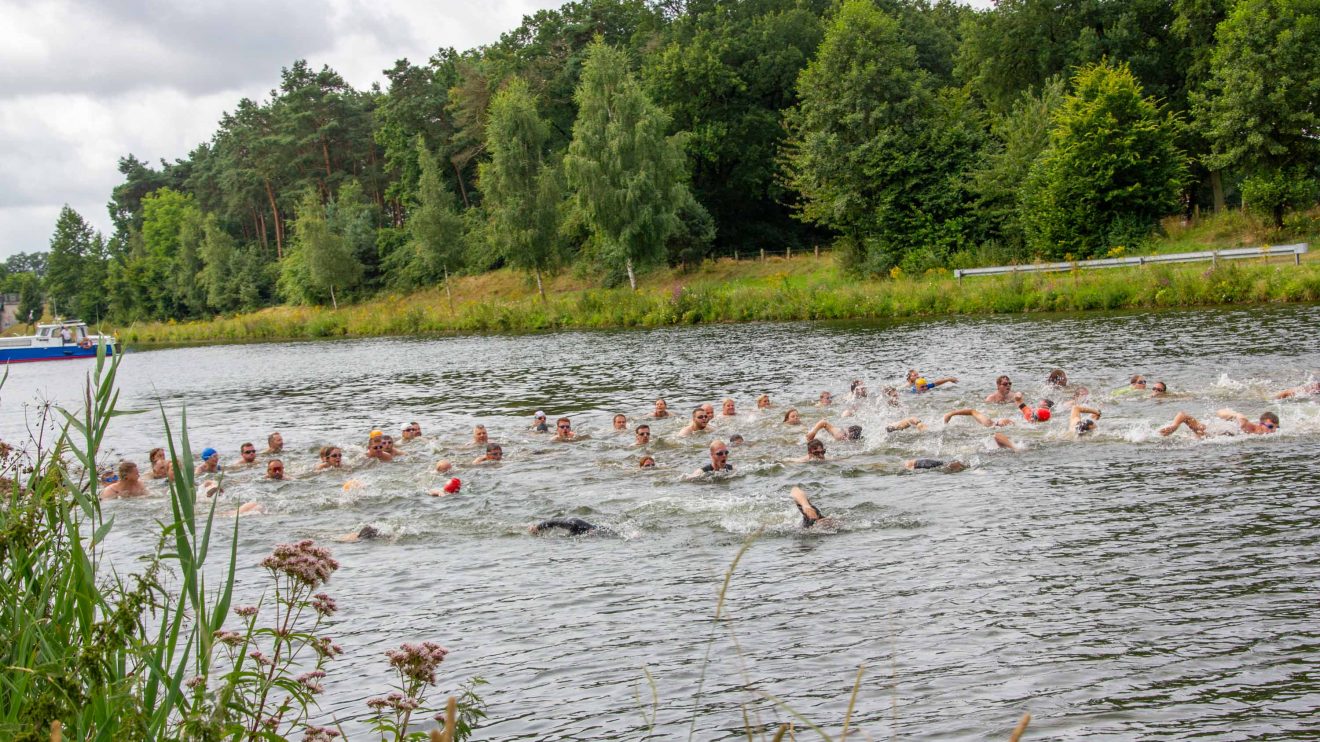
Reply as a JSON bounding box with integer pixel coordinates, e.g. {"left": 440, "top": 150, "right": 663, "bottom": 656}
{"left": 2, "top": 305, "right": 1318, "bottom": 739}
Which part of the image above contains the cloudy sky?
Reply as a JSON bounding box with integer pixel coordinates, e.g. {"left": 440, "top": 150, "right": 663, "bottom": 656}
{"left": 0, "top": 0, "right": 566, "bottom": 259}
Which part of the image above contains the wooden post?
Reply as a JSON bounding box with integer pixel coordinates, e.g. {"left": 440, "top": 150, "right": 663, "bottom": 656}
{"left": 787, "top": 246, "right": 792, "bottom": 260}
{"left": 815, "top": 245, "right": 820, "bottom": 259}
{"left": 760, "top": 248, "right": 765, "bottom": 262}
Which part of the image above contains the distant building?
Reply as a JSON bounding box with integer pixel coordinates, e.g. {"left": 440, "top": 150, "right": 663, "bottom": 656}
{"left": 0, "top": 294, "right": 23, "bottom": 331}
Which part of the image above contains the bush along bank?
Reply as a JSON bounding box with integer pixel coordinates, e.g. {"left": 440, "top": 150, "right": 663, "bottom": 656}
{"left": 116, "top": 258, "right": 1320, "bottom": 346}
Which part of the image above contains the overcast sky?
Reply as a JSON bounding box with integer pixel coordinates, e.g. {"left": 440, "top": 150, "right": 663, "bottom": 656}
{"left": 0, "top": 0, "right": 566, "bottom": 259}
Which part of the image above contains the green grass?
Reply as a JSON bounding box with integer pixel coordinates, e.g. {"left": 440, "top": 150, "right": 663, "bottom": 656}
{"left": 115, "top": 210, "right": 1320, "bottom": 346}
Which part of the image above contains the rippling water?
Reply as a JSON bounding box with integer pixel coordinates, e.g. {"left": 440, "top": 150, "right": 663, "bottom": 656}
{"left": 3, "top": 305, "right": 1318, "bottom": 739}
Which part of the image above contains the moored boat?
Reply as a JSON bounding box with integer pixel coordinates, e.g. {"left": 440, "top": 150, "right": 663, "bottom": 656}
{"left": 0, "top": 320, "right": 116, "bottom": 363}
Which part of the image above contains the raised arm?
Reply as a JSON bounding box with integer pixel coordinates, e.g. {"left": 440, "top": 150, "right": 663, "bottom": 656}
{"left": 943, "top": 409, "right": 995, "bottom": 427}
{"left": 807, "top": 419, "right": 841, "bottom": 441}
{"left": 1070, "top": 405, "right": 1101, "bottom": 425}
{"left": 885, "top": 417, "right": 925, "bottom": 432}
{"left": 1215, "top": 408, "right": 1252, "bottom": 432}
{"left": 931, "top": 377, "right": 958, "bottom": 387}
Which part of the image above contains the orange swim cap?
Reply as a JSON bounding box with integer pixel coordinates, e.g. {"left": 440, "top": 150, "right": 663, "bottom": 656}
{"left": 1035, "top": 408, "right": 1051, "bottom": 422}
{"left": 443, "top": 478, "right": 461, "bottom": 494}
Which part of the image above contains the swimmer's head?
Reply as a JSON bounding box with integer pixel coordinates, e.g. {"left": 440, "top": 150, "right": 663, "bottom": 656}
{"left": 639, "top": 455, "right": 656, "bottom": 468}
{"left": 806, "top": 439, "right": 826, "bottom": 459}
{"left": 358, "top": 525, "right": 380, "bottom": 540}
{"left": 201, "top": 447, "right": 218, "bottom": 462}
{"left": 846, "top": 425, "right": 863, "bottom": 440}
{"left": 1041, "top": 399, "right": 1055, "bottom": 409}
{"left": 443, "top": 477, "right": 461, "bottom": 494}
{"left": 729, "top": 434, "right": 745, "bottom": 446}
{"left": 1048, "top": 369, "right": 1068, "bottom": 386}
{"left": 1076, "top": 418, "right": 1097, "bottom": 434}
{"left": 1260, "top": 411, "right": 1280, "bottom": 431}
{"left": 369, "top": 429, "right": 383, "bottom": 440}
{"left": 1152, "top": 381, "right": 1167, "bottom": 394}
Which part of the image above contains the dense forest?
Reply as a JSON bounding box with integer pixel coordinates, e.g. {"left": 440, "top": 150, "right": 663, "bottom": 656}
{"left": 8, "top": 0, "right": 1319, "bottom": 325}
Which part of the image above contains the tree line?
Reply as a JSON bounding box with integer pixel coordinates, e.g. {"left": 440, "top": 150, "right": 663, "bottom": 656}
{"left": 15, "top": 0, "right": 1319, "bottom": 325}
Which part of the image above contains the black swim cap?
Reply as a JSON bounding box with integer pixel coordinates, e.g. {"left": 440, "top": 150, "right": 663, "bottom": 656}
{"left": 358, "top": 525, "right": 380, "bottom": 540}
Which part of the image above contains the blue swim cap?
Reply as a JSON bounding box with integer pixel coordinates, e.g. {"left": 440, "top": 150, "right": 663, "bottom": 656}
{"left": 201, "top": 447, "right": 217, "bottom": 460}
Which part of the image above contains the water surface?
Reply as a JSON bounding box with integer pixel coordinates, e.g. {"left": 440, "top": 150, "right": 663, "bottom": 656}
{"left": 2, "top": 306, "right": 1318, "bottom": 739}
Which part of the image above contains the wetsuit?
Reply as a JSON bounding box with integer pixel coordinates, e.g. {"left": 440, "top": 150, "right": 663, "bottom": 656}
{"left": 794, "top": 494, "right": 825, "bottom": 528}
{"left": 910, "top": 458, "right": 945, "bottom": 470}
{"left": 533, "top": 517, "right": 596, "bottom": 535}
{"left": 700, "top": 463, "right": 733, "bottom": 473}
{"left": 533, "top": 422, "right": 549, "bottom": 433}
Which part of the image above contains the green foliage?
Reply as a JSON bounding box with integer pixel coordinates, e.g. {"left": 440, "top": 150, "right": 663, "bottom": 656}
{"left": 16, "top": 273, "right": 43, "bottom": 322}
{"left": 1194, "top": 0, "right": 1320, "bottom": 177}
{"left": 564, "top": 39, "right": 694, "bottom": 290}
{"left": 1021, "top": 61, "right": 1188, "bottom": 259}
{"left": 782, "top": 0, "right": 984, "bottom": 274}
{"left": 479, "top": 77, "right": 565, "bottom": 301}
{"left": 44, "top": 206, "right": 100, "bottom": 319}
{"left": 386, "top": 141, "right": 468, "bottom": 289}
{"left": 280, "top": 189, "right": 364, "bottom": 307}
{"left": 1240, "top": 167, "right": 1320, "bottom": 228}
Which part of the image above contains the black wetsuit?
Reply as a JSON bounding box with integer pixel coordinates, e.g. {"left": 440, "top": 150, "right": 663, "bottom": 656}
{"left": 700, "top": 463, "right": 733, "bottom": 473}
{"left": 795, "top": 495, "right": 825, "bottom": 528}
{"left": 534, "top": 517, "right": 596, "bottom": 535}
{"left": 911, "top": 458, "right": 945, "bottom": 470}
{"left": 533, "top": 422, "right": 549, "bottom": 433}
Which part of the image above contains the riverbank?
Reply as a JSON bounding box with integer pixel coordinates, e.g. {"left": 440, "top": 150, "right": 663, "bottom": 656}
{"left": 116, "top": 251, "right": 1319, "bottom": 345}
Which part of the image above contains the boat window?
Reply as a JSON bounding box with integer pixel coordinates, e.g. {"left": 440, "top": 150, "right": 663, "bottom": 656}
{"left": 37, "top": 328, "right": 50, "bottom": 337}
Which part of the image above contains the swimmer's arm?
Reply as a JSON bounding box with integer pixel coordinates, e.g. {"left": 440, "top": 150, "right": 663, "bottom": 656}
{"left": 1073, "top": 405, "right": 1101, "bottom": 419}
{"left": 1274, "top": 388, "right": 1295, "bottom": 399}
{"left": 885, "top": 417, "right": 924, "bottom": 432}
{"left": 806, "top": 419, "right": 829, "bottom": 441}
{"left": 1215, "top": 408, "right": 1254, "bottom": 432}
{"left": 943, "top": 409, "right": 975, "bottom": 424}
{"left": 931, "top": 377, "right": 957, "bottom": 387}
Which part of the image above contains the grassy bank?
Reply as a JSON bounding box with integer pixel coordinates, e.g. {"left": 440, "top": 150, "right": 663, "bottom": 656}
{"left": 116, "top": 253, "right": 1319, "bottom": 345}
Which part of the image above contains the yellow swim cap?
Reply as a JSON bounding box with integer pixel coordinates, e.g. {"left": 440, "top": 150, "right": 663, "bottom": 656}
{"left": 369, "top": 429, "right": 383, "bottom": 438}
{"left": 916, "top": 377, "right": 928, "bottom": 387}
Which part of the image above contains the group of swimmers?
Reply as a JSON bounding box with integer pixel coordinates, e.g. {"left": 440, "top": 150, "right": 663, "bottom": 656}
{"left": 99, "top": 369, "right": 1315, "bottom": 533}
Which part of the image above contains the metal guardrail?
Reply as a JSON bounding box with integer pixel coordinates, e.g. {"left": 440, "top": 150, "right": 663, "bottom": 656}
{"left": 953, "top": 243, "right": 1309, "bottom": 281}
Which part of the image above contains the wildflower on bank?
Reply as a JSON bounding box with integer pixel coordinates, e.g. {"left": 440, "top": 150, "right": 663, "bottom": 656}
{"left": 261, "top": 539, "right": 340, "bottom": 587}
{"left": 314, "top": 636, "right": 344, "bottom": 658}
{"left": 311, "top": 592, "right": 337, "bottom": 617}
{"left": 302, "top": 726, "right": 341, "bottom": 742}
{"left": 235, "top": 605, "right": 259, "bottom": 617}
{"left": 297, "top": 670, "right": 326, "bottom": 694}
{"left": 386, "top": 641, "right": 450, "bottom": 686}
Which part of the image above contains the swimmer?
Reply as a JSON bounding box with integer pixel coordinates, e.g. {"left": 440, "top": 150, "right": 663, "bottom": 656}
{"left": 1069, "top": 404, "right": 1102, "bottom": 437}
{"left": 382, "top": 435, "right": 402, "bottom": 457}
{"left": 729, "top": 434, "right": 746, "bottom": 446}
{"left": 652, "top": 399, "right": 670, "bottom": 418}
{"left": 1016, "top": 396, "right": 1054, "bottom": 422}
{"left": 99, "top": 461, "right": 149, "bottom": 500}
{"left": 906, "top": 369, "right": 957, "bottom": 393}
{"left": 401, "top": 422, "right": 422, "bottom": 441}
{"left": 1047, "top": 369, "right": 1068, "bottom": 387}
{"left": 554, "top": 417, "right": 577, "bottom": 441}
{"left": 150, "top": 455, "right": 174, "bottom": 480}
{"left": 943, "top": 409, "right": 1013, "bottom": 427}
{"left": 531, "top": 411, "right": 549, "bottom": 433}
{"left": 882, "top": 418, "right": 925, "bottom": 433}
{"left": 880, "top": 386, "right": 902, "bottom": 407}
{"left": 720, "top": 398, "right": 737, "bottom": 417}
{"left": 639, "top": 455, "right": 656, "bottom": 468}
{"left": 529, "top": 517, "right": 597, "bottom": 536}
{"left": 434, "top": 459, "right": 454, "bottom": 473}
{"left": 808, "top": 419, "right": 864, "bottom": 441}
{"left": 265, "top": 459, "right": 285, "bottom": 480}
{"left": 473, "top": 443, "right": 503, "bottom": 464}
{"left": 196, "top": 447, "right": 221, "bottom": 475}
{"left": 634, "top": 424, "right": 652, "bottom": 446}
{"left": 817, "top": 391, "right": 834, "bottom": 407}
{"left": 317, "top": 447, "right": 344, "bottom": 470}
{"left": 790, "top": 486, "right": 835, "bottom": 528}
{"left": 235, "top": 442, "right": 258, "bottom": 467}
{"left": 1274, "top": 381, "right": 1319, "bottom": 399}
{"left": 904, "top": 458, "right": 969, "bottom": 473}
{"left": 470, "top": 425, "right": 489, "bottom": 447}
{"left": 782, "top": 408, "right": 802, "bottom": 426}
{"left": 756, "top": 394, "right": 771, "bottom": 409}
{"left": 264, "top": 432, "right": 284, "bottom": 454}
{"left": 1159, "top": 409, "right": 1279, "bottom": 438}
{"left": 429, "top": 477, "right": 462, "bottom": 496}
{"left": 985, "top": 375, "right": 1015, "bottom": 403}
{"left": 1119, "top": 374, "right": 1148, "bottom": 394}
{"left": 795, "top": 438, "right": 827, "bottom": 462}
{"left": 1150, "top": 381, "right": 1168, "bottom": 397}
{"left": 701, "top": 402, "right": 716, "bottom": 422}
{"left": 335, "top": 525, "right": 381, "bottom": 543}
{"left": 366, "top": 435, "right": 393, "bottom": 462}
{"left": 612, "top": 413, "right": 629, "bottom": 431}
{"left": 678, "top": 407, "right": 711, "bottom": 436}
{"left": 849, "top": 380, "right": 868, "bottom": 399}
{"left": 691, "top": 439, "right": 733, "bottom": 476}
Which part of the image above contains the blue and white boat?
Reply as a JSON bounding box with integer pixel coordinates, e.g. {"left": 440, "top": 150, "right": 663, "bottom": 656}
{"left": 0, "top": 320, "right": 116, "bottom": 363}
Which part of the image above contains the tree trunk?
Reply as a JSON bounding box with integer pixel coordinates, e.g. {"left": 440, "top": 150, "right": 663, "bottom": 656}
{"left": 1210, "top": 170, "right": 1226, "bottom": 213}
{"left": 451, "top": 161, "right": 471, "bottom": 208}
{"left": 626, "top": 258, "right": 637, "bottom": 291}
{"left": 265, "top": 179, "right": 283, "bottom": 258}
{"left": 535, "top": 266, "right": 547, "bottom": 304}
{"left": 322, "top": 137, "right": 333, "bottom": 179}
{"left": 329, "top": 285, "right": 338, "bottom": 310}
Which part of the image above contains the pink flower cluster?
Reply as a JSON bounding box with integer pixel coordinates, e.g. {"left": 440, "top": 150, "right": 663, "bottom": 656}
{"left": 302, "top": 727, "right": 340, "bottom": 742}
{"left": 297, "top": 670, "right": 326, "bottom": 695}
{"left": 213, "top": 629, "right": 244, "bottom": 647}
{"left": 185, "top": 675, "right": 207, "bottom": 690}
{"left": 234, "top": 605, "right": 259, "bottom": 618}
{"left": 385, "top": 641, "right": 450, "bottom": 686}
{"left": 366, "top": 692, "right": 420, "bottom": 712}
{"left": 311, "top": 593, "right": 337, "bottom": 617}
{"left": 314, "top": 636, "right": 344, "bottom": 659}
{"left": 261, "top": 540, "right": 340, "bottom": 588}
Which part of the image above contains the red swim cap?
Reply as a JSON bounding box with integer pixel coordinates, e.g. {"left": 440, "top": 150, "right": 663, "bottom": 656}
{"left": 443, "top": 478, "right": 461, "bottom": 493}
{"left": 1035, "top": 408, "right": 1051, "bottom": 422}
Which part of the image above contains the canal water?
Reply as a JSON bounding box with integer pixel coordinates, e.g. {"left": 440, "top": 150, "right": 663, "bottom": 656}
{"left": 1, "top": 305, "right": 1317, "bottom": 739}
